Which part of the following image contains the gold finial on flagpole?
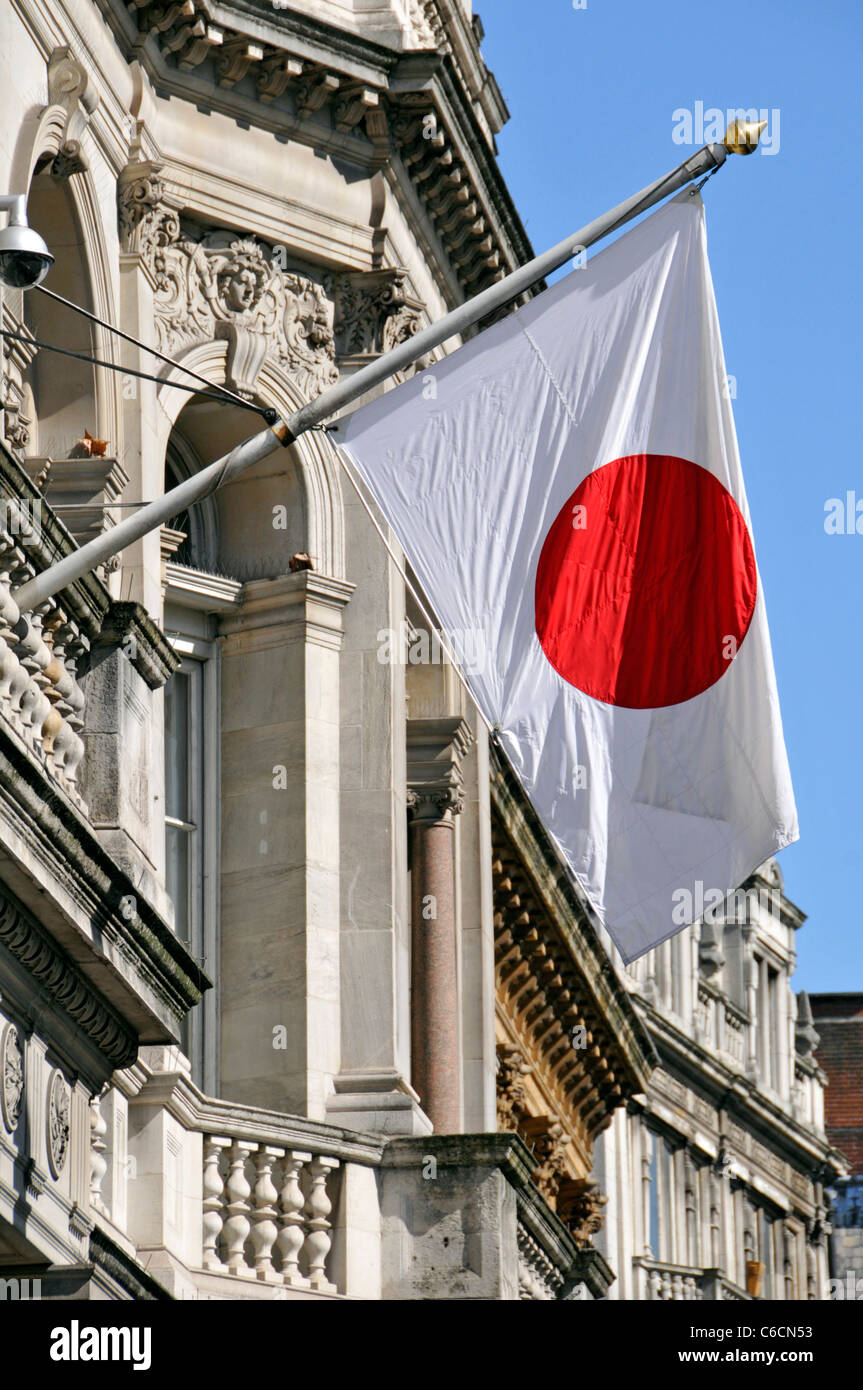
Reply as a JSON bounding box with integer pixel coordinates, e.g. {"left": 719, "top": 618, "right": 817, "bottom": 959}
{"left": 723, "top": 118, "right": 768, "bottom": 155}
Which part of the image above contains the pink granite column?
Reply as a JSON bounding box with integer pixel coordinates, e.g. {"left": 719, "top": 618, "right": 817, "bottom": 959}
{"left": 410, "top": 792, "right": 460, "bottom": 1133}
{"left": 407, "top": 718, "right": 472, "bottom": 1135}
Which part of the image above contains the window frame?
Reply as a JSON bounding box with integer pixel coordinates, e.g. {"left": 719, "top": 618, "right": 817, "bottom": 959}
{"left": 164, "top": 622, "right": 222, "bottom": 1096}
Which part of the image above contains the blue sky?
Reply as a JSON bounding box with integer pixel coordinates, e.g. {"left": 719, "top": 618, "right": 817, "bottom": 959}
{"left": 481, "top": 0, "right": 861, "bottom": 991}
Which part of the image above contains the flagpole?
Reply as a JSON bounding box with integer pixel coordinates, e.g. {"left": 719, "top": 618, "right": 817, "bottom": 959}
{"left": 14, "top": 127, "right": 762, "bottom": 612}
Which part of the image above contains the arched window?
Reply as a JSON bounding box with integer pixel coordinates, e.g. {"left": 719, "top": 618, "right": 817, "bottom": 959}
{"left": 165, "top": 432, "right": 219, "bottom": 573}
{"left": 22, "top": 170, "right": 99, "bottom": 458}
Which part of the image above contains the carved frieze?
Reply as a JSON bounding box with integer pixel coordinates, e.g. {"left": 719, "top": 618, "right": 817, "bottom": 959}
{"left": 47, "top": 1069, "right": 71, "bottom": 1178}
{"left": 0, "top": 891, "right": 138, "bottom": 1069}
{"left": 1, "top": 1023, "right": 24, "bottom": 1131}
{"left": 118, "top": 166, "right": 426, "bottom": 394}
{"left": 153, "top": 227, "right": 338, "bottom": 399}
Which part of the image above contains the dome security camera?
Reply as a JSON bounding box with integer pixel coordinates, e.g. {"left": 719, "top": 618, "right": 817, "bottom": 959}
{"left": 0, "top": 195, "right": 54, "bottom": 290}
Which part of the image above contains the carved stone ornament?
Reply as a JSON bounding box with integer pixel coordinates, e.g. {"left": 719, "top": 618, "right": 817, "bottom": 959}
{"left": 557, "top": 1177, "right": 609, "bottom": 1249}
{"left": 405, "top": 0, "right": 437, "bottom": 47}
{"left": 1, "top": 1023, "right": 24, "bottom": 1132}
{"left": 1, "top": 375, "right": 32, "bottom": 452}
{"left": 332, "top": 268, "right": 424, "bottom": 358}
{"left": 406, "top": 785, "right": 464, "bottom": 823}
{"left": 0, "top": 893, "right": 138, "bottom": 1069}
{"left": 47, "top": 1069, "right": 71, "bottom": 1178}
{"left": 42, "top": 46, "right": 99, "bottom": 178}
{"left": 117, "top": 162, "right": 182, "bottom": 292}
{"left": 496, "top": 1042, "right": 531, "bottom": 1131}
{"left": 523, "top": 1117, "right": 570, "bottom": 1205}
{"left": 152, "top": 228, "right": 338, "bottom": 399}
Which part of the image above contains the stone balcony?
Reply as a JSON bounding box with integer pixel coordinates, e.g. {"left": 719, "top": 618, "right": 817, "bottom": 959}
{"left": 0, "top": 499, "right": 90, "bottom": 806}
{"left": 74, "top": 1051, "right": 617, "bottom": 1301}
{"left": 635, "top": 1257, "right": 752, "bottom": 1301}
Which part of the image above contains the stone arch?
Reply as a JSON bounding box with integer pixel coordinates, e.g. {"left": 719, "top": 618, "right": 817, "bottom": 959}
{"left": 8, "top": 48, "right": 120, "bottom": 451}
{"left": 156, "top": 341, "right": 346, "bottom": 581}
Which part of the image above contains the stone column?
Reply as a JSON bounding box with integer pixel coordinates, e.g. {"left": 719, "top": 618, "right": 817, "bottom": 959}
{"left": 407, "top": 717, "right": 472, "bottom": 1134}
{"left": 218, "top": 571, "right": 353, "bottom": 1120}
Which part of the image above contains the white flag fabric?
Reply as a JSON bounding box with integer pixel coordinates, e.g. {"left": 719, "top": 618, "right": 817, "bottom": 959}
{"left": 333, "top": 192, "right": 798, "bottom": 963}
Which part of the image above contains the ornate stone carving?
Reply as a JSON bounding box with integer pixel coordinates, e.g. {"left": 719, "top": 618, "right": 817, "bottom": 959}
{"left": 1, "top": 375, "right": 32, "bottom": 452}
{"left": 44, "top": 46, "right": 99, "bottom": 177}
{"left": 0, "top": 890, "right": 138, "bottom": 1069}
{"left": 332, "top": 269, "right": 424, "bottom": 358}
{"left": 557, "top": 1177, "right": 608, "bottom": 1249}
{"left": 496, "top": 1042, "right": 530, "bottom": 1130}
{"left": 405, "top": 0, "right": 438, "bottom": 48}
{"left": 117, "top": 162, "right": 182, "bottom": 290}
{"left": 153, "top": 230, "right": 338, "bottom": 398}
{"left": 524, "top": 1117, "right": 569, "bottom": 1205}
{"left": 1, "top": 1023, "right": 24, "bottom": 1131}
{"left": 47, "top": 1069, "right": 71, "bottom": 1178}
{"left": 406, "top": 785, "right": 464, "bottom": 822}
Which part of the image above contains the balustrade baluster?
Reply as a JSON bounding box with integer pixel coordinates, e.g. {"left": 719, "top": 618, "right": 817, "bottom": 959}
{"left": 89, "top": 1089, "right": 109, "bottom": 1216}
{"left": 276, "top": 1149, "right": 311, "bottom": 1287}
{"left": 202, "top": 1136, "right": 231, "bottom": 1271}
{"left": 224, "top": 1140, "right": 256, "bottom": 1275}
{"left": 251, "top": 1146, "right": 282, "bottom": 1281}
{"left": 303, "top": 1155, "right": 339, "bottom": 1291}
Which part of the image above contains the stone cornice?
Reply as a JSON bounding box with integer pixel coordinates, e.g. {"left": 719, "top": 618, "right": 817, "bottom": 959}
{"left": 89, "top": 1224, "right": 174, "bottom": 1300}
{"left": 0, "top": 718, "right": 209, "bottom": 1047}
{"left": 218, "top": 570, "right": 355, "bottom": 649}
{"left": 95, "top": 600, "right": 180, "bottom": 690}
{"left": 489, "top": 741, "right": 657, "bottom": 1094}
{"left": 97, "top": 0, "right": 536, "bottom": 302}
{"left": 641, "top": 1000, "right": 845, "bottom": 1182}
{"left": 128, "top": 1060, "right": 386, "bottom": 1165}
{"left": 0, "top": 881, "right": 138, "bottom": 1072}
{"left": 164, "top": 564, "right": 243, "bottom": 612}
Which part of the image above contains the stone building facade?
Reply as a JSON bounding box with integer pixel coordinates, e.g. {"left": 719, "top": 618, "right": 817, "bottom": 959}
{"left": 594, "top": 863, "right": 844, "bottom": 1300}
{"left": 809, "top": 993, "right": 863, "bottom": 1296}
{"left": 0, "top": 0, "right": 842, "bottom": 1300}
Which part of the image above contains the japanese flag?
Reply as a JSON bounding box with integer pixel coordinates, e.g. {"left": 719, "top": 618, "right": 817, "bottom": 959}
{"left": 332, "top": 192, "right": 798, "bottom": 962}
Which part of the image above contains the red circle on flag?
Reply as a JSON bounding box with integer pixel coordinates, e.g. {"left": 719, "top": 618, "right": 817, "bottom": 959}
{"left": 534, "top": 454, "right": 757, "bottom": 708}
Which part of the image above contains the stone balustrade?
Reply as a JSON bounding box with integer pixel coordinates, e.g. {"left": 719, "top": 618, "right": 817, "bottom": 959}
{"left": 90, "top": 1068, "right": 617, "bottom": 1301}
{"left": 640, "top": 1259, "right": 704, "bottom": 1301}
{"left": 638, "top": 1259, "right": 752, "bottom": 1301}
{"left": 88, "top": 1053, "right": 385, "bottom": 1300}
{"left": 702, "top": 1270, "right": 752, "bottom": 1300}
{"left": 201, "top": 1137, "right": 340, "bottom": 1291}
{"left": 695, "top": 981, "right": 748, "bottom": 1066}
{"left": 0, "top": 522, "right": 88, "bottom": 804}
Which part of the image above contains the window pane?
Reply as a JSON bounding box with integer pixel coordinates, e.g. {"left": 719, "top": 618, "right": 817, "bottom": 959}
{"left": 165, "top": 670, "right": 189, "bottom": 821}
{"left": 166, "top": 824, "right": 190, "bottom": 944}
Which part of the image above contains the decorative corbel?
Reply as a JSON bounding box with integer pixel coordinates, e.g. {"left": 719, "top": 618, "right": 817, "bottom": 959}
{"left": 332, "top": 267, "right": 425, "bottom": 360}
{"left": 40, "top": 46, "right": 99, "bottom": 178}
